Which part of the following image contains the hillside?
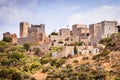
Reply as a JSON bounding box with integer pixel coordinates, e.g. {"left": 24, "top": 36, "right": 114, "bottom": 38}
{"left": 0, "top": 33, "right": 120, "bottom": 80}
{"left": 32, "top": 51, "right": 120, "bottom": 80}
{"left": 32, "top": 33, "right": 120, "bottom": 80}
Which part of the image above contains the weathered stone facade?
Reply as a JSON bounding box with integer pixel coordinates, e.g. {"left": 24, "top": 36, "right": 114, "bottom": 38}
{"left": 18, "top": 22, "right": 48, "bottom": 45}
{"left": 89, "top": 21, "right": 118, "bottom": 44}
{"left": 3, "top": 32, "right": 17, "bottom": 44}
{"left": 101, "top": 21, "right": 118, "bottom": 38}
{"left": 3, "top": 32, "right": 11, "bottom": 37}
{"left": 52, "top": 46, "right": 99, "bottom": 58}
{"left": 50, "top": 28, "right": 80, "bottom": 46}
{"left": 10, "top": 34, "right": 17, "bottom": 44}
{"left": 72, "top": 24, "right": 89, "bottom": 42}
{"left": 59, "top": 29, "right": 70, "bottom": 39}
{"left": 31, "top": 24, "right": 45, "bottom": 34}
{"left": 20, "top": 22, "right": 29, "bottom": 38}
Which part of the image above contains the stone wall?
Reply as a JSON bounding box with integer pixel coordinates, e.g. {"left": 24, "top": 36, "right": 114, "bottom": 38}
{"left": 31, "top": 24, "right": 45, "bottom": 34}
{"left": 18, "top": 22, "right": 47, "bottom": 45}
{"left": 3, "top": 32, "right": 17, "bottom": 44}
{"left": 101, "top": 21, "right": 118, "bottom": 38}
{"left": 59, "top": 28, "right": 70, "bottom": 39}
{"left": 52, "top": 46, "right": 98, "bottom": 58}
{"left": 72, "top": 24, "right": 89, "bottom": 42}
{"left": 3, "top": 32, "right": 10, "bottom": 37}
{"left": 10, "top": 34, "right": 17, "bottom": 44}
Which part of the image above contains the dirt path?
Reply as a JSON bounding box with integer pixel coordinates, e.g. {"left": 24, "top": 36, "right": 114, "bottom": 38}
{"left": 31, "top": 70, "right": 47, "bottom": 80}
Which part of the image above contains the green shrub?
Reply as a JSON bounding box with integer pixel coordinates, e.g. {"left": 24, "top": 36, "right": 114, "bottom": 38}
{"left": 23, "top": 64, "right": 31, "bottom": 72}
{"left": 0, "top": 68, "right": 10, "bottom": 79}
{"left": 33, "top": 48, "right": 40, "bottom": 55}
{"left": 3, "top": 37, "right": 12, "bottom": 42}
{"left": 8, "top": 52, "right": 24, "bottom": 60}
{"left": 40, "top": 57, "right": 51, "bottom": 65}
{"left": 31, "top": 77, "right": 36, "bottom": 80}
{"left": 107, "top": 42, "right": 115, "bottom": 47}
{"left": 67, "top": 54, "right": 72, "bottom": 58}
{"left": 51, "top": 32, "right": 58, "bottom": 35}
{"left": 74, "top": 42, "right": 83, "bottom": 46}
{"left": 103, "top": 49, "right": 110, "bottom": 56}
{"left": 92, "top": 54, "right": 101, "bottom": 60}
{"left": 93, "top": 49, "right": 110, "bottom": 60}
{"left": 58, "top": 41, "right": 63, "bottom": 44}
{"left": 0, "top": 46, "right": 5, "bottom": 52}
{"left": 74, "top": 46, "right": 78, "bottom": 55}
{"left": 115, "top": 77, "right": 120, "bottom": 80}
{"left": 42, "top": 66, "right": 50, "bottom": 73}
{"left": 23, "top": 43, "right": 30, "bottom": 51}
{"left": 73, "top": 60, "right": 78, "bottom": 63}
{"left": 11, "top": 73, "right": 22, "bottom": 80}
{"left": 50, "top": 58, "right": 65, "bottom": 68}
{"left": 82, "top": 57, "right": 89, "bottom": 60}
{"left": 99, "top": 37, "right": 112, "bottom": 45}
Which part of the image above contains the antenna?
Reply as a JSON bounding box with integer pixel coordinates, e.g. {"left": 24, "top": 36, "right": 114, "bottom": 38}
{"left": 67, "top": 25, "right": 69, "bottom": 29}
{"left": 54, "top": 29, "right": 56, "bottom": 32}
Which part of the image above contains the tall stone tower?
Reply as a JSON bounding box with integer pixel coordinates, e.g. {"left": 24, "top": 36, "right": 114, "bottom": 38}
{"left": 20, "top": 22, "right": 29, "bottom": 38}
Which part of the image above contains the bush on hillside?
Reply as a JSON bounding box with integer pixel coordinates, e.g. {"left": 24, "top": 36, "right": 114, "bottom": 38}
{"left": 74, "top": 46, "right": 78, "bottom": 55}
{"left": 3, "top": 37, "right": 12, "bottom": 42}
{"left": 73, "top": 60, "right": 78, "bottom": 63}
{"left": 51, "top": 32, "right": 58, "bottom": 35}
{"left": 23, "top": 43, "right": 30, "bottom": 51}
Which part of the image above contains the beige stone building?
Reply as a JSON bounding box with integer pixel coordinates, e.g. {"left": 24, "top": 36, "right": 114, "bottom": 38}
{"left": 72, "top": 24, "right": 89, "bottom": 43}
{"left": 50, "top": 28, "right": 80, "bottom": 46}
{"left": 20, "top": 22, "right": 29, "bottom": 38}
{"left": 3, "top": 32, "right": 11, "bottom": 37}
{"left": 3, "top": 32, "right": 17, "bottom": 44}
{"left": 101, "top": 21, "right": 118, "bottom": 38}
{"left": 10, "top": 34, "right": 17, "bottom": 44}
{"left": 18, "top": 22, "right": 49, "bottom": 45}
{"left": 59, "top": 28, "right": 70, "bottom": 39}
{"left": 89, "top": 21, "right": 118, "bottom": 44}
{"left": 52, "top": 45, "right": 98, "bottom": 58}
{"left": 72, "top": 24, "right": 86, "bottom": 35}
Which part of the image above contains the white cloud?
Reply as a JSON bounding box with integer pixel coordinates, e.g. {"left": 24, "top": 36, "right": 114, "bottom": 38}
{"left": 67, "top": 5, "right": 120, "bottom": 25}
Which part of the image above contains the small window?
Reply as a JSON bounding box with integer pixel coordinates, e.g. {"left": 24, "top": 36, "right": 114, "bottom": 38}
{"left": 54, "top": 40, "right": 56, "bottom": 42}
{"left": 86, "top": 33, "right": 89, "bottom": 36}
{"left": 71, "top": 39, "right": 73, "bottom": 41}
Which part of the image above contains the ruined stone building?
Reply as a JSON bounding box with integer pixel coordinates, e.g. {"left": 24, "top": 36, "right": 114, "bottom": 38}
{"left": 89, "top": 21, "right": 118, "bottom": 44}
{"left": 3, "top": 32, "right": 17, "bottom": 44}
{"left": 18, "top": 22, "right": 49, "bottom": 45}
{"left": 59, "top": 29, "right": 70, "bottom": 40}
{"left": 50, "top": 27, "right": 83, "bottom": 46}
{"left": 50, "top": 28, "right": 71, "bottom": 46}
{"left": 72, "top": 24, "right": 89, "bottom": 43}
{"left": 50, "top": 24, "right": 91, "bottom": 47}
{"left": 3, "top": 32, "right": 11, "bottom": 38}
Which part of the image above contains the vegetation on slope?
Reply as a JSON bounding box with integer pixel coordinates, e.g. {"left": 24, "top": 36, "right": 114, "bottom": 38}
{"left": 0, "top": 41, "right": 41, "bottom": 80}
{"left": 1, "top": 33, "right": 120, "bottom": 80}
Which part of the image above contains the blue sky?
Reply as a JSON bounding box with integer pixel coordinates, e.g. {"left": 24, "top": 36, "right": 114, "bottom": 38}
{"left": 0, "top": 0, "right": 120, "bottom": 39}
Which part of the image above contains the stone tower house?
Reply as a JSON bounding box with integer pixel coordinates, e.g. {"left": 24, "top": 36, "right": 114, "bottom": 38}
{"left": 20, "top": 22, "right": 29, "bottom": 38}
{"left": 89, "top": 21, "right": 118, "bottom": 44}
